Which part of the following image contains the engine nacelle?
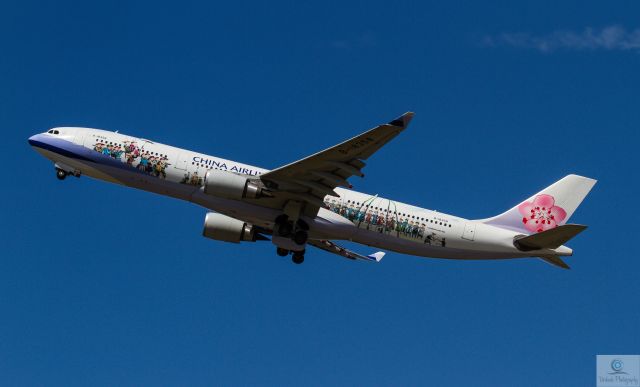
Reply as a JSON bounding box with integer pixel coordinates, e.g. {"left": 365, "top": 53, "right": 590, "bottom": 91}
{"left": 203, "top": 169, "right": 264, "bottom": 200}
{"left": 202, "top": 212, "right": 257, "bottom": 243}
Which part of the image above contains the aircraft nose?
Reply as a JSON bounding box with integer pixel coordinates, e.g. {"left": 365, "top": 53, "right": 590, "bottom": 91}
{"left": 28, "top": 133, "right": 51, "bottom": 150}
{"left": 28, "top": 134, "right": 39, "bottom": 146}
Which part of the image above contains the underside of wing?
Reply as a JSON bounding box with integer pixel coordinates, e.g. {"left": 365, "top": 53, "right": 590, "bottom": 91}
{"left": 308, "top": 239, "right": 385, "bottom": 262}
{"left": 257, "top": 112, "right": 414, "bottom": 215}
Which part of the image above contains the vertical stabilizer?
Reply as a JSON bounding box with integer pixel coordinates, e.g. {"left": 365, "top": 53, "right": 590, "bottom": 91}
{"left": 480, "top": 175, "right": 596, "bottom": 234}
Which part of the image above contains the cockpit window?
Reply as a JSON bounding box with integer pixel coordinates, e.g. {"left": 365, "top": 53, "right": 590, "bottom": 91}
{"left": 47, "top": 130, "right": 53, "bottom": 133}
{"left": 48, "top": 130, "right": 60, "bottom": 135}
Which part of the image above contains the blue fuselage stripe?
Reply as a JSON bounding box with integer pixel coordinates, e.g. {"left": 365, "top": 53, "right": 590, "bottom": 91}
{"left": 28, "top": 139, "right": 94, "bottom": 162}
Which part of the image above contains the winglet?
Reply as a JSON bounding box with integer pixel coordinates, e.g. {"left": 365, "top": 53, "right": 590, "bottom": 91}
{"left": 388, "top": 112, "right": 415, "bottom": 128}
{"left": 366, "top": 252, "right": 386, "bottom": 262}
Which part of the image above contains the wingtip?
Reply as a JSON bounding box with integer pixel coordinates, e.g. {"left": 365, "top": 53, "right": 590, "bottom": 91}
{"left": 367, "top": 252, "right": 386, "bottom": 262}
{"left": 388, "top": 112, "right": 415, "bottom": 128}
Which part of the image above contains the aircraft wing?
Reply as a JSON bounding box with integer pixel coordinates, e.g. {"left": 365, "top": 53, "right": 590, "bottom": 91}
{"left": 308, "top": 239, "right": 385, "bottom": 262}
{"left": 258, "top": 112, "right": 414, "bottom": 215}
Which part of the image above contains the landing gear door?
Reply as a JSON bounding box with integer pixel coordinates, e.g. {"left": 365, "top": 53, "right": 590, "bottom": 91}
{"left": 462, "top": 223, "right": 476, "bottom": 241}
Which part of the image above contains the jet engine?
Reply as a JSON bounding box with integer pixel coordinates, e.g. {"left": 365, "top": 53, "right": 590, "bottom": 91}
{"left": 203, "top": 169, "right": 267, "bottom": 200}
{"left": 202, "top": 212, "right": 264, "bottom": 243}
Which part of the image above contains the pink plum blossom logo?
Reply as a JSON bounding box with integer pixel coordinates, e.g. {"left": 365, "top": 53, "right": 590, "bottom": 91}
{"left": 518, "top": 194, "right": 567, "bottom": 233}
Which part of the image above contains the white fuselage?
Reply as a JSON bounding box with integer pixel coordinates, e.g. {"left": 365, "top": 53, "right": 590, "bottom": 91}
{"left": 28, "top": 127, "right": 571, "bottom": 261}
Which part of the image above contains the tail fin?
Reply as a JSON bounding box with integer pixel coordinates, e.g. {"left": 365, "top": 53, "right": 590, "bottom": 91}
{"left": 481, "top": 174, "right": 597, "bottom": 234}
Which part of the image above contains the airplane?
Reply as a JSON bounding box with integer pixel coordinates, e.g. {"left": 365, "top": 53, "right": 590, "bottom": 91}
{"left": 28, "top": 113, "right": 596, "bottom": 268}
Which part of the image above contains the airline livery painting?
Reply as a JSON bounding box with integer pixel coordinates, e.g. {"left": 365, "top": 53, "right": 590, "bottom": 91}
{"left": 326, "top": 198, "right": 448, "bottom": 247}
{"left": 28, "top": 113, "right": 596, "bottom": 268}
{"left": 92, "top": 140, "right": 170, "bottom": 178}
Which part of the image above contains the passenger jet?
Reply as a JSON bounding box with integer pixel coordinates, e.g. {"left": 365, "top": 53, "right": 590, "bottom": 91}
{"left": 28, "top": 113, "right": 596, "bottom": 268}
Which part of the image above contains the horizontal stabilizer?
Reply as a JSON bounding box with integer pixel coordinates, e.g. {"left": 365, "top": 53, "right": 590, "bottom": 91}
{"left": 538, "top": 255, "right": 571, "bottom": 270}
{"left": 514, "top": 224, "right": 587, "bottom": 251}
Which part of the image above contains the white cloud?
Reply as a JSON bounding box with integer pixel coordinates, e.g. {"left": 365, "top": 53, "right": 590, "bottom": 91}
{"left": 482, "top": 25, "right": 640, "bottom": 52}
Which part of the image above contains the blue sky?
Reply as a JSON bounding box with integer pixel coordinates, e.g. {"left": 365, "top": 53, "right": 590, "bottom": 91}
{"left": 2, "top": 1, "right": 639, "bottom": 386}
